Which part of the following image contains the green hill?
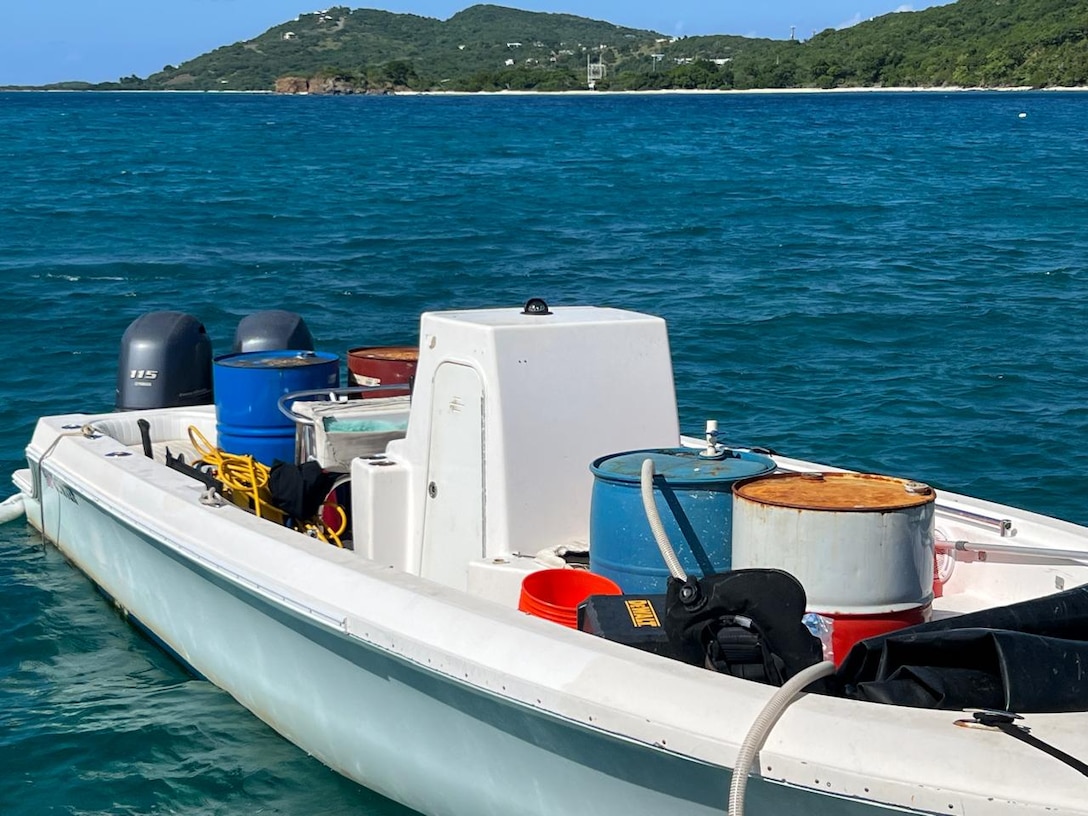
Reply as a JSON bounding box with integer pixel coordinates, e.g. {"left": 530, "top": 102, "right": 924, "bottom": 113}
{"left": 799, "top": 0, "right": 1088, "bottom": 88}
{"left": 38, "top": 1, "right": 1088, "bottom": 92}
{"left": 626, "top": 0, "right": 1088, "bottom": 90}
{"left": 138, "top": 4, "right": 663, "bottom": 92}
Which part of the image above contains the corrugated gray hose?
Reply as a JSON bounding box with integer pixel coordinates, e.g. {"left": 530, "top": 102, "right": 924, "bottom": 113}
{"left": 639, "top": 457, "right": 688, "bottom": 581}
{"left": 638, "top": 457, "right": 836, "bottom": 816}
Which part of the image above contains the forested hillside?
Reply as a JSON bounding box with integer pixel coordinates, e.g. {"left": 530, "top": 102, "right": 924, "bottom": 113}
{"left": 31, "top": 1, "right": 1088, "bottom": 92}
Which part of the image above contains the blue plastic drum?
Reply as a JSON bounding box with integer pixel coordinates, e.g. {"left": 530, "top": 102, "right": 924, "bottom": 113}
{"left": 213, "top": 350, "right": 339, "bottom": 466}
{"left": 589, "top": 447, "right": 776, "bottom": 594}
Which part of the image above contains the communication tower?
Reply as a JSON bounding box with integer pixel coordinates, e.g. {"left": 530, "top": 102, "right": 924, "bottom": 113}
{"left": 587, "top": 54, "right": 606, "bottom": 89}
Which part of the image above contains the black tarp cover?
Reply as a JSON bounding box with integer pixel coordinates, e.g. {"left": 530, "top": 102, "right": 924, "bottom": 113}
{"left": 832, "top": 585, "right": 1088, "bottom": 712}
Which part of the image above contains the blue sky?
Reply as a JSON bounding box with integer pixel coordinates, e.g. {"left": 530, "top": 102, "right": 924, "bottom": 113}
{"left": 2, "top": 1, "right": 953, "bottom": 86}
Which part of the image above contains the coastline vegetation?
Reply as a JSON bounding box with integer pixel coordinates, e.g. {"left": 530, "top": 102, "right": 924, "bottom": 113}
{"left": 8, "top": 0, "right": 1088, "bottom": 93}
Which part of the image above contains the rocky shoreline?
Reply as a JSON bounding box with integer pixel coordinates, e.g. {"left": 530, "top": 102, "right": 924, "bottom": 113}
{"left": 273, "top": 76, "right": 398, "bottom": 95}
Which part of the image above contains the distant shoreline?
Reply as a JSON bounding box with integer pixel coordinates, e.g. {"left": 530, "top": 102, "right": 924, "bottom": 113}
{"left": 4, "top": 85, "right": 1087, "bottom": 95}
{"left": 401, "top": 85, "right": 1088, "bottom": 96}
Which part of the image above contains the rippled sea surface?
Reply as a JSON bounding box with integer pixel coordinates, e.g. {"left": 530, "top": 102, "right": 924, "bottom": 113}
{"left": 1, "top": 90, "right": 1086, "bottom": 814}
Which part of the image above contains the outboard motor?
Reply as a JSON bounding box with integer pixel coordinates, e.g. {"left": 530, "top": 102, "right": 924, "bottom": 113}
{"left": 116, "top": 311, "right": 213, "bottom": 410}
{"left": 232, "top": 310, "right": 314, "bottom": 353}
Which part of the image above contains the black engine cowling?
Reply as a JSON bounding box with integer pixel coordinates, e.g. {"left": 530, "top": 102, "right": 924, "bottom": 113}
{"left": 232, "top": 310, "right": 314, "bottom": 353}
{"left": 115, "top": 311, "right": 213, "bottom": 410}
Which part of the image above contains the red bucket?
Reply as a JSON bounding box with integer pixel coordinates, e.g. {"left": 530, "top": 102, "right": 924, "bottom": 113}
{"left": 347, "top": 346, "right": 418, "bottom": 397}
{"left": 826, "top": 604, "right": 930, "bottom": 665}
{"left": 519, "top": 569, "right": 623, "bottom": 628}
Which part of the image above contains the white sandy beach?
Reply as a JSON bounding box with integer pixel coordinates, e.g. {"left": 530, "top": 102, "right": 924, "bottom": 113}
{"left": 395, "top": 85, "right": 1088, "bottom": 96}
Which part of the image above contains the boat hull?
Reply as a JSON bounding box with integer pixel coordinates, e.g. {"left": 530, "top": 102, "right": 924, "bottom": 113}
{"left": 18, "top": 408, "right": 1088, "bottom": 816}
{"left": 23, "top": 462, "right": 923, "bottom": 816}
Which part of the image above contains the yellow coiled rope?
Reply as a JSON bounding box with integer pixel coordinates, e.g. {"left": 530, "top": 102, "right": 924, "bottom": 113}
{"left": 318, "top": 503, "right": 347, "bottom": 548}
{"left": 186, "top": 425, "right": 346, "bottom": 547}
{"left": 187, "top": 426, "right": 274, "bottom": 520}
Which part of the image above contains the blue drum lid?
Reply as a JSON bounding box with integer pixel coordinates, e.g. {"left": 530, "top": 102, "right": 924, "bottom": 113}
{"left": 591, "top": 447, "right": 775, "bottom": 486}
{"left": 214, "top": 350, "right": 338, "bottom": 369}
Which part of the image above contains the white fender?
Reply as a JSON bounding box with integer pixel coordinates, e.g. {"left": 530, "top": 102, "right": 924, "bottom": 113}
{"left": 0, "top": 493, "right": 26, "bottom": 525}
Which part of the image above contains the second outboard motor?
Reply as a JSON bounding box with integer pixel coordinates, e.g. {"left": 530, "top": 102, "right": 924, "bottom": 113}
{"left": 232, "top": 310, "right": 314, "bottom": 353}
{"left": 116, "top": 311, "right": 213, "bottom": 410}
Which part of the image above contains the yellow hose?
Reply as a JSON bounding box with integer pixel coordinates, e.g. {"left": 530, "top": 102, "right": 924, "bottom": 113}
{"left": 187, "top": 426, "right": 345, "bottom": 547}
{"left": 188, "top": 426, "right": 273, "bottom": 519}
{"left": 322, "top": 502, "right": 348, "bottom": 537}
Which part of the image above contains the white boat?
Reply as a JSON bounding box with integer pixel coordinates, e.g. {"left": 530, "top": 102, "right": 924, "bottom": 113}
{"left": 11, "top": 300, "right": 1088, "bottom": 816}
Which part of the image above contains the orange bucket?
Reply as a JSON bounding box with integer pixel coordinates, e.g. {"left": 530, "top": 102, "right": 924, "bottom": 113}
{"left": 519, "top": 569, "right": 623, "bottom": 628}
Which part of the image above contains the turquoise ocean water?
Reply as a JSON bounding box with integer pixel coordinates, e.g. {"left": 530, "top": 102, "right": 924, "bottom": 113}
{"left": 1, "top": 90, "right": 1086, "bottom": 814}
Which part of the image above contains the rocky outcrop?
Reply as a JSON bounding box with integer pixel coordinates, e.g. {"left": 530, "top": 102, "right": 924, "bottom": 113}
{"left": 275, "top": 76, "right": 311, "bottom": 94}
{"left": 274, "top": 75, "right": 395, "bottom": 95}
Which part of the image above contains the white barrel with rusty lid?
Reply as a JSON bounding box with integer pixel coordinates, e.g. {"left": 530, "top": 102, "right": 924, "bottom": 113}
{"left": 731, "top": 472, "right": 935, "bottom": 615}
